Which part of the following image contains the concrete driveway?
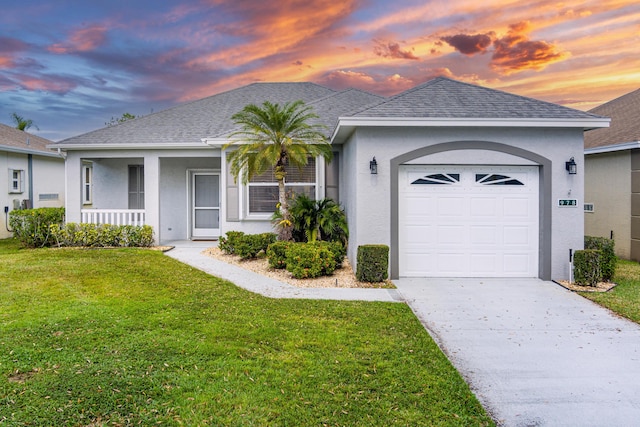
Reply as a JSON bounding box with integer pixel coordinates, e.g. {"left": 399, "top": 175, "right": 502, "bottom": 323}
{"left": 393, "top": 278, "right": 640, "bottom": 427}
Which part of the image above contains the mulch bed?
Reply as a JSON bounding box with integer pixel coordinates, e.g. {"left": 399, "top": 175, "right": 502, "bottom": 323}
{"left": 554, "top": 280, "right": 617, "bottom": 293}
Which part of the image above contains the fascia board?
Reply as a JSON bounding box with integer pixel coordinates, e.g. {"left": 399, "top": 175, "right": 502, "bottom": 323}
{"left": 337, "top": 116, "right": 611, "bottom": 129}
{"left": 1, "top": 145, "right": 63, "bottom": 158}
{"left": 585, "top": 141, "right": 640, "bottom": 155}
{"left": 49, "top": 142, "right": 207, "bottom": 151}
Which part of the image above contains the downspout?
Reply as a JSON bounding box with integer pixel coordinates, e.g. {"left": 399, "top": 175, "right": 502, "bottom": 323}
{"left": 28, "top": 153, "right": 34, "bottom": 208}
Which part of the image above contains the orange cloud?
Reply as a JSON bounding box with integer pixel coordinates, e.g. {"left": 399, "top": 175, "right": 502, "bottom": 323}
{"left": 19, "top": 77, "right": 77, "bottom": 93}
{"left": 490, "top": 21, "right": 569, "bottom": 74}
{"left": 49, "top": 25, "right": 108, "bottom": 54}
{"left": 373, "top": 40, "right": 419, "bottom": 60}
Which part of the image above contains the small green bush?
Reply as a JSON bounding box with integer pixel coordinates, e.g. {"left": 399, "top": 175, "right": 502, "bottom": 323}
{"left": 9, "top": 207, "right": 65, "bottom": 247}
{"left": 266, "top": 241, "right": 292, "bottom": 269}
{"left": 356, "top": 245, "right": 389, "bottom": 282}
{"left": 310, "top": 240, "right": 345, "bottom": 269}
{"left": 235, "top": 232, "right": 277, "bottom": 260}
{"left": 584, "top": 236, "right": 617, "bottom": 282}
{"left": 286, "top": 242, "right": 336, "bottom": 279}
{"left": 218, "top": 231, "right": 245, "bottom": 255}
{"left": 574, "top": 249, "right": 602, "bottom": 286}
{"left": 50, "top": 223, "right": 154, "bottom": 247}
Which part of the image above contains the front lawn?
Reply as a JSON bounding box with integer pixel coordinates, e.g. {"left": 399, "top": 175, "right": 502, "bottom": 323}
{"left": 580, "top": 259, "right": 640, "bottom": 323}
{"left": 0, "top": 239, "right": 492, "bottom": 426}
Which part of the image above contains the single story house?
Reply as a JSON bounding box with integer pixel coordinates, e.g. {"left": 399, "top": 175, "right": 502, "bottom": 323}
{"left": 584, "top": 88, "right": 640, "bottom": 260}
{"left": 53, "top": 77, "right": 609, "bottom": 280}
{"left": 1, "top": 124, "right": 65, "bottom": 239}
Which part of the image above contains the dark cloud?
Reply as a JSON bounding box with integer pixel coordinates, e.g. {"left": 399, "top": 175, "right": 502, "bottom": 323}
{"left": 0, "top": 37, "right": 29, "bottom": 54}
{"left": 440, "top": 33, "right": 494, "bottom": 55}
{"left": 373, "top": 40, "right": 419, "bottom": 60}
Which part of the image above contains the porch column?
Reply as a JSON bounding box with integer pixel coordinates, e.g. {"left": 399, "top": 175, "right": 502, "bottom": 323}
{"left": 144, "top": 154, "right": 160, "bottom": 244}
{"left": 65, "top": 152, "right": 82, "bottom": 223}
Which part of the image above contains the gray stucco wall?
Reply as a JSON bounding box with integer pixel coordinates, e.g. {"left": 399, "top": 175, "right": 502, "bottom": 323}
{"left": 584, "top": 151, "right": 631, "bottom": 259}
{"left": 340, "top": 126, "right": 585, "bottom": 281}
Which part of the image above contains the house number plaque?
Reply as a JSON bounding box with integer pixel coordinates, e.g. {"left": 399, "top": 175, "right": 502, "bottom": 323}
{"left": 558, "top": 199, "right": 577, "bottom": 207}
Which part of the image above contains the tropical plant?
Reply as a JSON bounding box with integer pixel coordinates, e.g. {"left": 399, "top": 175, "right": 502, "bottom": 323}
{"left": 11, "top": 112, "right": 38, "bottom": 131}
{"left": 285, "top": 194, "right": 348, "bottom": 244}
{"left": 223, "top": 100, "right": 333, "bottom": 240}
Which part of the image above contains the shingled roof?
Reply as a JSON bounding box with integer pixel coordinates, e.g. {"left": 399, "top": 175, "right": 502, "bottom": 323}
{"left": 0, "top": 123, "right": 59, "bottom": 156}
{"left": 584, "top": 88, "right": 640, "bottom": 150}
{"left": 55, "top": 82, "right": 336, "bottom": 147}
{"left": 354, "top": 77, "right": 604, "bottom": 119}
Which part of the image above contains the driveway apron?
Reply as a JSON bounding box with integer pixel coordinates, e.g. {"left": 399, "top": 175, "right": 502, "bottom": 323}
{"left": 394, "top": 278, "right": 640, "bottom": 427}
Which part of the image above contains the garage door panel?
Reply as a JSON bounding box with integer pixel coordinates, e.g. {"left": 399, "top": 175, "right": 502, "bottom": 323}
{"left": 399, "top": 165, "right": 538, "bottom": 277}
{"left": 438, "top": 197, "right": 466, "bottom": 216}
{"left": 470, "top": 225, "right": 499, "bottom": 244}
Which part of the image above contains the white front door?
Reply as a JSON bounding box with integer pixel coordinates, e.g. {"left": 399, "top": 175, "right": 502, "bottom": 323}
{"left": 399, "top": 165, "right": 539, "bottom": 277}
{"left": 191, "top": 172, "right": 220, "bottom": 239}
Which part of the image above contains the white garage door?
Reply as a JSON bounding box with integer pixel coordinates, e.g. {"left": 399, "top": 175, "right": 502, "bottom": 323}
{"left": 399, "top": 165, "right": 539, "bottom": 277}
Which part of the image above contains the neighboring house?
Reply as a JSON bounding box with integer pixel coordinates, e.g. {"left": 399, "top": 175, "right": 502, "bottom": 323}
{"left": 0, "top": 124, "right": 65, "bottom": 239}
{"left": 584, "top": 88, "right": 640, "bottom": 260}
{"left": 53, "top": 77, "right": 608, "bottom": 280}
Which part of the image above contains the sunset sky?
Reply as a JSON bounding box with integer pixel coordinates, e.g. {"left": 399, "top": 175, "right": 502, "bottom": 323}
{"left": 1, "top": 0, "right": 638, "bottom": 141}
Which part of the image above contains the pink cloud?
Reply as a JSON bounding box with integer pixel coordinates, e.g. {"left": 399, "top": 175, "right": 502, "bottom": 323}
{"left": 373, "top": 40, "right": 419, "bottom": 60}
{"left": 440, "top": 33, "right": 495, "bottom": 55}
{"left": 49, "top": 25, "right": 108, "bottom": 54}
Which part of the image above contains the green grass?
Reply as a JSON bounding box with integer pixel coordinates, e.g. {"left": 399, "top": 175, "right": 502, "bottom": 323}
{"left": 580, "top": 259, "right": 640, "bottom": 323}
{"left": 0, "top": 239, "right": 492, "bottom": 426}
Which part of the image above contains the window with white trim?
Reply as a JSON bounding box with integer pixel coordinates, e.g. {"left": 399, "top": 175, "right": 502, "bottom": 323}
{"left": 248, "top": 158, "right": 316, "bottom": 214}
{"left": 82, "top": 164, "right": 93, "bottom": 205}
{"left": 9, "top": 169, "right": 24, "bottom": 193}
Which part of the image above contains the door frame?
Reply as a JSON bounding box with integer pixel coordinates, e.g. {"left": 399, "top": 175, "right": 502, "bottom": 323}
{"left": 188, "top": 169, "right": 220, "bottom": 239}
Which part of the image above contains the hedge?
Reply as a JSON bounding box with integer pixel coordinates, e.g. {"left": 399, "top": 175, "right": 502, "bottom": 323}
{"left": 266, "top": 241, "right": 292, "bottom": 269}
{"left": 584, "top": 236, "right": 616, "bottom": 282}
{"left": 356, "top": 245, "right": 389, "bottom": 282}
{"left": 50, "top": 223, "right": 154, "bottom": 248}
{"left": 9, "top": 207, "right": 65, "bottom": 247}
{"left": 285, "top": 242, "right": 336, "bottom": 279}
{"left": 573, "top": 249, "right": 602, "bottom": 287}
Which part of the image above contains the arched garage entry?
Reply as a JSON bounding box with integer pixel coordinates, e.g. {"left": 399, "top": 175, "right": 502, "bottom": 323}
{"left": 390, "top": 141, "right": 552, "bottom": 280}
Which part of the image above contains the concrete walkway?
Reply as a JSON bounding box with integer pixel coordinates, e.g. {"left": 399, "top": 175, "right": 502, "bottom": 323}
{"left": 163, "top": 240, "right": 403, "bottom": 302}
{"left": 165, "top": 241, "right": 640, "bottom": 426}
{"left": 394, "top": 277, "right": 640, "bottom": 427}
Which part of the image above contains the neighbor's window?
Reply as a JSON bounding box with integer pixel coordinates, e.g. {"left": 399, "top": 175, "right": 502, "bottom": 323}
{"left": 248, "top": 158, "right": 316, "bottom": 214}
{"left": 9, "top": 169, "right": 24, "bottom": 193}
{"left": 82, "top": 164, "right": 93, "bottom": 205}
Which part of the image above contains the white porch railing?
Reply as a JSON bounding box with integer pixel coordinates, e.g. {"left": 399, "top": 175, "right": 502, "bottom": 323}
{"left": 81, "top": 209, "right": 146, "bottom": 226}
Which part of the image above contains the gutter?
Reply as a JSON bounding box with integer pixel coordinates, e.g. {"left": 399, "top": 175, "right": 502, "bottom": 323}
{"left": 584, "top": 141, "right": 640, "bottom": 155}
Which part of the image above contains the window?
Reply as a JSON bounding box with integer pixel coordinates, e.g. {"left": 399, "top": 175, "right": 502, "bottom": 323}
{"left": 248, "top": 158, "right": 316, "bottom": 214}
{"left": 128, "top": 165, "right": 144, "bottom": 209}
{"left": 82, "top": 164, "right": 93, "bottom": 204}
{"left": 411, "top": 173, "right": 460, "bottom": 185}
{"left": 9, "top": 169, "right": 24, "bottom": 193}
{"left": 39, "top": 193, "right": 59, "bottom": 201}
{"left": 476, "top": 173, "right": 524, "bottom": 186}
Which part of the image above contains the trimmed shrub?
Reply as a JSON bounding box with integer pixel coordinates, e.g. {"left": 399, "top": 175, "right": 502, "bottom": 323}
{"left": 356, "top": 245, "right": 389, "bottom": 282}
{"left": 50, "top": 223, "right": 154, "bottom": 247}
{"left": 574, "top": 249, "right": 602, "bottom": 286}
{"left": 9, "top": 207, "right": 65, "bottom": 247}
{"left": 235, "top": 232, "right": 277, "bottom": 260}
{"left": 310, "top": 240, "right": 345, "bottom": 269}
{"left": 584, "top": 236, "right": 616, "bottom": 282}
{"left": 286, "top": 242, "right": 336, "bottom": 279}
{"left": 218, "top": 231, "right": 245, "bottom": 255}
{"left": 266, "top": 241, "right": 292, "bottom": 269}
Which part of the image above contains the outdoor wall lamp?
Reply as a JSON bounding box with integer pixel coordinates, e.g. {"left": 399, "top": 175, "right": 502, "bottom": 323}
{"left": 565, "top": 157, "right": 577, "bottom": 175}
{"left": 369, "top": 157, "right": 378, "bottom": 174}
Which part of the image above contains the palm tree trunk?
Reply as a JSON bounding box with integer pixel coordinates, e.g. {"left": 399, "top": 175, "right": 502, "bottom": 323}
{"left": 276, "top": 174, "right": 293, "bottom": 241}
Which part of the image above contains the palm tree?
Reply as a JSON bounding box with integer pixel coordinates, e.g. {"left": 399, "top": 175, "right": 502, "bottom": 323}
{"left": 224, "top": 100, "right": 333, "bottom": 240}
{"left": 11, "top": 113, "right": 39, "bottom": 131}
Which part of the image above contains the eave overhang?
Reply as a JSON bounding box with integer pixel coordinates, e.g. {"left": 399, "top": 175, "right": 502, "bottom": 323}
{"left": 331, "top": 116, "right": 611, "bottom": 144}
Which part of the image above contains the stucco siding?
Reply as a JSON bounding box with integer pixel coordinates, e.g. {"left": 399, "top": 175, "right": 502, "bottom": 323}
{"left": 584, "top": 151, "right": 631, "bottom": 258}
{"left": 340, "top": 126, "right": 585, "bottom": 280}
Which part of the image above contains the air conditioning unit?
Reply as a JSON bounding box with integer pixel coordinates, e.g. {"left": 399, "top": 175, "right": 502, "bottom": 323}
{"left": 21, "top": 199, "right": 32, "bottom": 209}
{"left": 12, "top": 199, "right": 20, "bottom": 210}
